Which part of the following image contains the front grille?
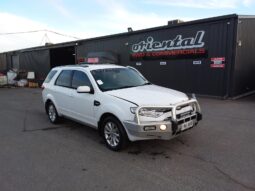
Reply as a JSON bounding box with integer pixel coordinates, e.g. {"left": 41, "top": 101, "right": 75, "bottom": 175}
{"left": 177, "top": 113, "right": 196, "bottom": 125}
{"left": 176, "top": 111, "right": 193, "bottom": 119}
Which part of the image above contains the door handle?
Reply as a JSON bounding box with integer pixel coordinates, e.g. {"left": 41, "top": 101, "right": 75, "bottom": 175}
{"left": 68, "top": 94, "right": 74, "bottom": 98}
{"left": 94, "top": 100, "right": 101, "bottom": 106}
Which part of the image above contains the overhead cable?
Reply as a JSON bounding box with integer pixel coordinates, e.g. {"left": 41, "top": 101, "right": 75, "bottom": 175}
{"left": 0, "top": 29, "right": 81, "bottom": 39}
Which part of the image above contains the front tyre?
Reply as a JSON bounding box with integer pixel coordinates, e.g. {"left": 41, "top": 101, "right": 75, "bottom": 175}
{"left": 102, "top": 116, "right": 129, "bottom": 151}
{"left": 47, "top": 102, "right": 60, "bottom": 124}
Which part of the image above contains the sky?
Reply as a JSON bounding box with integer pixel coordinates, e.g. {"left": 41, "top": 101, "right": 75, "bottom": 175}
{"left": 0, "top": 0, "right": 254, "bottom": 52}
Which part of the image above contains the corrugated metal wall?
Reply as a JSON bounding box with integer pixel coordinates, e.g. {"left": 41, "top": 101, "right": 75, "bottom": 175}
{"left": 0, "top": 53, "right": 7, "bottom": 71}
{"left": 2, "top": 15, "right": 254, "bottom": 98}
{"left": 77, "top": 18, "right": 235, "bottom": 97}
{"left": 19, "top": 50, "right": 50, "bottom": 81}
{"left": 231, "top": 18, "right": 255, "bottom": 97}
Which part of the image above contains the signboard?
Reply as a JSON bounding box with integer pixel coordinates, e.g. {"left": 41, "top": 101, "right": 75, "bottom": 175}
{"left": 193, "top": 60, "right": 202, "bottom": 65}
{"left": 130, "top": 31, "right": 207, "bottom": 61}
{"left": 87, "top": 57, "right": 99, "bottom": 63}
{"left": 210, "top": 57, "right": 225, "bottom": 68}
{"left": 160, "top": 61, "right": 167, "bottom": 65}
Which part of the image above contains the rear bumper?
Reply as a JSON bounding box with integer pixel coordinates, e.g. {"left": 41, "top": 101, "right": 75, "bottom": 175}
{"left": 123, "top": 112, "right": 202, "bottom": 141}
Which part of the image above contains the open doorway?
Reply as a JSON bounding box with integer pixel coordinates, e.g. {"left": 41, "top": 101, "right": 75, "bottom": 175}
{"left": 50, "top": 46, "right": 75, "bottom": 68}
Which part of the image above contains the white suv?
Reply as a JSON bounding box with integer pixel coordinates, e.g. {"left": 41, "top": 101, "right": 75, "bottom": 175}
{"left": 42, "top": 64, "right": 202, "bottom": 151}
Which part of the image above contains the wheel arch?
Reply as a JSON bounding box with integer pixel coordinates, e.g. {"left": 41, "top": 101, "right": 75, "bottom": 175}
{"left": 44, "top": 98, "right": 59, "bottom": 115}
{"left": 98, "top": 113, "right": 126, "bottom": 137}
{"left": 45, "top": 99, "right": 53, "bottom": 114}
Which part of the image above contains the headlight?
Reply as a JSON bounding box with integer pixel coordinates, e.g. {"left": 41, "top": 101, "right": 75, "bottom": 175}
{"left": 138, "top": 108, "right": 171, "bottom": 118}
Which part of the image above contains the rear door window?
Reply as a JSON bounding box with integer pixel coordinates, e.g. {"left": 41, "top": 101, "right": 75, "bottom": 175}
{"left": 55, "top": 70, "right": 73, "bottom": 87}
{"left": 44, "top": 70, "right": 57, "bottom": 83}
{"left": 72, "top": 70, "right": 92, "bottom": 89}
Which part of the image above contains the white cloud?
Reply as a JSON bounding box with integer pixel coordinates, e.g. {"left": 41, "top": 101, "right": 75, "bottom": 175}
{"left": 0, "top": 12, "right": 88, "bottom": 52}
{"left": 47, "top": 0, "right": 73, "bottom": 18}
{"left": 0, "top": 12, "right": 45, "bottom": 52}
{"left": 91, "top": 0, "right": 193, "bottom": 32}
{"left": 243, "top": 0, "right": 255, "bottom": 6}
{"left": 144, "top": 0, "right": 255, "bottom": 9}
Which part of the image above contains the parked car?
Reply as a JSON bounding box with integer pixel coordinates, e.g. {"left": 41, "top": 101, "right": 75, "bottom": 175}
{"left": 42, "top": 64, "right": 202, "bottom": 151}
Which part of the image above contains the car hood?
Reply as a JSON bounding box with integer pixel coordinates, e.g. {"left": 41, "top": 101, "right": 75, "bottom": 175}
{"left": 106, "top": 85, "right": 189, "bottom": 106}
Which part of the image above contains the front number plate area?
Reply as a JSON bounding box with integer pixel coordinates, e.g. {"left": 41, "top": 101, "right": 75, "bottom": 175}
{"left": 180, "top": 120, "right": 194, "bottom": 131}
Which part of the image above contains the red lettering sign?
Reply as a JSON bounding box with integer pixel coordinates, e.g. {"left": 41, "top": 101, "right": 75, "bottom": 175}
{"left": 87, "top": 57, "right": 99, "bottom": 63}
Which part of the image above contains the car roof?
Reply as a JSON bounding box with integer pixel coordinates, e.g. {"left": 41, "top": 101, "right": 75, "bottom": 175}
{"left": 53, "top": 64, "right": 126, "bottom": 71}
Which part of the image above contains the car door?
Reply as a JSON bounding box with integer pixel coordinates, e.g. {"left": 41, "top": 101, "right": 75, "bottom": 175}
{"left": 53, "top": 70, "right": 74, "bottom": 117}
{"left": 69, "top": 70, "right": 96, "bottom": 126}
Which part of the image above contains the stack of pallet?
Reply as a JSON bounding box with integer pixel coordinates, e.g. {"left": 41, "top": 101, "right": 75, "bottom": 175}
{"left": 0, "top": 74, "right": 7, "bottom": 87}
{"left": 28, "top": 82, "right": 39, "bottom": 88}
{"left": 27, "top": 72, "right": 39, "bottom": 88}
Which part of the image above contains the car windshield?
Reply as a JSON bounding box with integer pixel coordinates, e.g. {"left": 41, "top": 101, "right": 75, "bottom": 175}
{"left": 91, "top": 67, "right": 150, "bottom": 91}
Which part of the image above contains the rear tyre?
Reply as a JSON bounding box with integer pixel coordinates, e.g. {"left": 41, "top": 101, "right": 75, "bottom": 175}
{"left": 47, "top": 102, "right": 60, "bottom": 124}
{"left": 101, "top": 116, "right": 129, "bottom": 151}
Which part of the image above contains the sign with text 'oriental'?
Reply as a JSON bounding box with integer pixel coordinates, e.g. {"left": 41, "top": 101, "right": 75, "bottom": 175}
{"left": 130, "top": 31, "right": 207, "bottom": 61}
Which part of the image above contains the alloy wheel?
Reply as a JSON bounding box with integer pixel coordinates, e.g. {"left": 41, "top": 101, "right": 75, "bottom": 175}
{"left": 104, "top": 121, "right": 121, "bottom": 147}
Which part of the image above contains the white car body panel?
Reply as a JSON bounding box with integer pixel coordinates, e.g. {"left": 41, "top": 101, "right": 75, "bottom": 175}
{"left": 106, "top": 85, "right": 189, "bottom": 106}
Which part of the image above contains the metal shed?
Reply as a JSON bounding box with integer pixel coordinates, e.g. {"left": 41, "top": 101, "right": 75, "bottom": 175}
{"left": 0, "top": 14, "right": 254, "bottom": 98}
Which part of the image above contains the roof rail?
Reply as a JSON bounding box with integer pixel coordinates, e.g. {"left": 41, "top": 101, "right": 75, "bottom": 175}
{"left": 61, "top": 64, "right": 89, "bottom": 67}
{"left": 57, "top": 63, "right": 117, "bottom": 68}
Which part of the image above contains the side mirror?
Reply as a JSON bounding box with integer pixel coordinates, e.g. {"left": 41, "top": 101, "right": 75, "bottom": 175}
{"left": 77, "top": 86, "right": 91, "bottom": 93}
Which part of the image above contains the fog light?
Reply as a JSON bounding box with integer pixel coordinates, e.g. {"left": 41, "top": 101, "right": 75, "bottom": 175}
{"left": 160, "top": 125, "right": 167, "bottom": 131}
{"left": 144, "top": 126, "right": 156, "bottom": 131}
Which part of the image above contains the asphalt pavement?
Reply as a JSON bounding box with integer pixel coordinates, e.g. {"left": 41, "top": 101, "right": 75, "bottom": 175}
{"left": 0, "top": 88, "right": 255, "bottom": 191}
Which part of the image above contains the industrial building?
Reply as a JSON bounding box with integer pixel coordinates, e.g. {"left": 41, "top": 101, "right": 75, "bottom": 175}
{"left": 0, "top": 14, "right": 254, "bottom": 98}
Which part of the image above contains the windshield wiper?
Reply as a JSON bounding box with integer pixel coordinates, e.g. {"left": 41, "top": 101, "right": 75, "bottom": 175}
{"left": 117, "top": 85, "right": 136, "bottom": 90}
{"left": 140, "top": 82, "right": 152, "bottom": 86}
{"left": 105, "top": 83, "right": 151, "bottom": 91}
{"left": 105, "top": 85, "right": 136, "bottom": 91}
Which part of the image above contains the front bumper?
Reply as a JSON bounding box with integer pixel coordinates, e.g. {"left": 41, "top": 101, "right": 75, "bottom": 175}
{"left": 123, "top": 112, "right": 202, "bottom": 141}
{"left": 123, "top": 99, "right": 202, "bottom": 141}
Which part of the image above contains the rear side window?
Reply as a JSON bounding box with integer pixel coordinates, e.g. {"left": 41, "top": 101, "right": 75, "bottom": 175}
{"left": 44, "top": 70, "right": 57, "bottom": 83}
{"left": 72, "top": 70, "right": 92, "bottom": 89}
{"left": 55, "top": 70, "right": 72, "bottom": 87}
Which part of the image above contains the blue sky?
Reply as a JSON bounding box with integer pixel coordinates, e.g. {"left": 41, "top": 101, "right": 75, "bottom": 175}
{"left": 0, "top": 0, "right": 254, "bottom": 52}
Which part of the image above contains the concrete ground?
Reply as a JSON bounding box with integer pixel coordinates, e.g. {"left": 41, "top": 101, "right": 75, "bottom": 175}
{"left": 0, "top": 88, "right": 255, "bottom": 191}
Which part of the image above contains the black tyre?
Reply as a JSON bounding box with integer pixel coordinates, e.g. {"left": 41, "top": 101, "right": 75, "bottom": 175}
{"left": 101, "top": 116, "right": 129, "bottom": 151}
{"left": 47, "top": 102, "right": 60, "bottom": 124}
